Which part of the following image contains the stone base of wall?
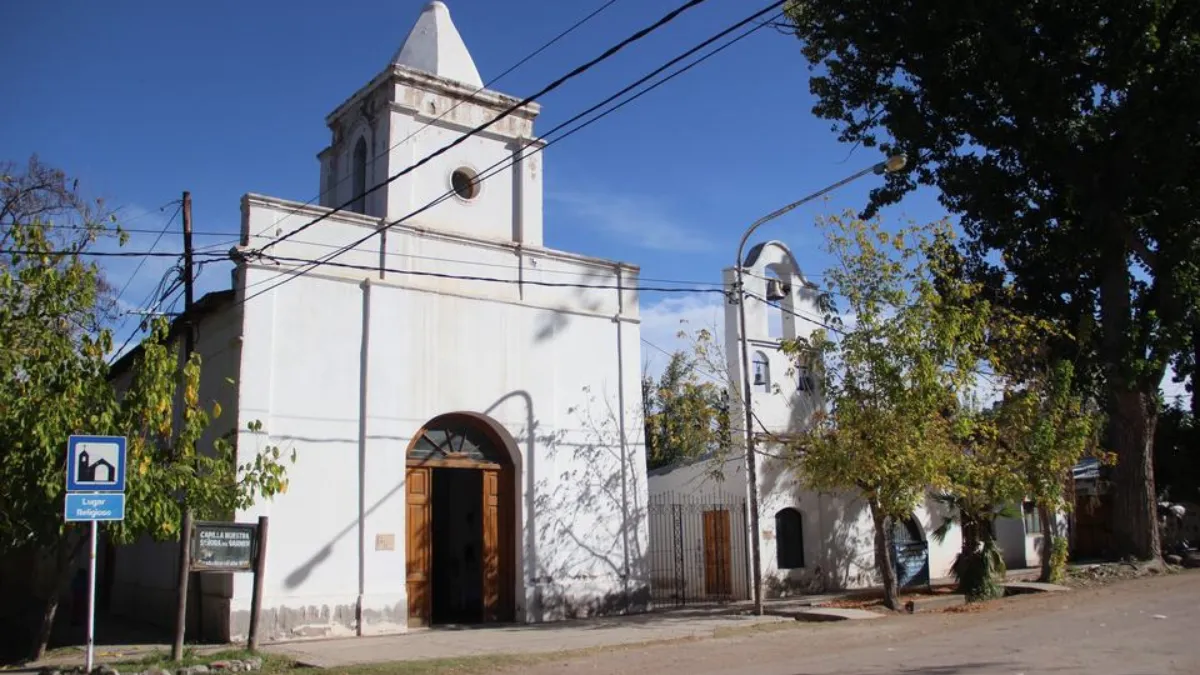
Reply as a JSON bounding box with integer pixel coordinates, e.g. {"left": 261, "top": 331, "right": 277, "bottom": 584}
{"left": 229, "top": 594, "right": 406, "bottom": 643}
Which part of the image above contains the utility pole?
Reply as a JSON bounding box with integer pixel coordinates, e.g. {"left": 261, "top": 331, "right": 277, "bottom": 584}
{"left": 732, "top": 155, "right": 907, "bottom": 615}
{"left": 181, "top": 191, "right": 195, "bottom": 356}
{"left": 173, "top": 191, "right": 198, "bottom": 660}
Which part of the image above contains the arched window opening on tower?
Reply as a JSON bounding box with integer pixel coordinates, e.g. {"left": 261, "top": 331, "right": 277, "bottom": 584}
{"left": 752, "top": 351, "right": 771, "bottom": 393}
{"left": 775, "top": 508, "right": 804, "bottom": 569}
{"left": 351, "top": 136, "right": 368, "bottom": 215}
{"left": 763, "top": 269, "right": 785, "bottom": 339}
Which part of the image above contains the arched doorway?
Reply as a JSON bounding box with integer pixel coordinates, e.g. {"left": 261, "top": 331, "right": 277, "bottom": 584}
{"left": 890, "top": 515, "right": 931, "bottom": 589}
{"left": 406, "top": 413, "right": 516, "bottom": 627}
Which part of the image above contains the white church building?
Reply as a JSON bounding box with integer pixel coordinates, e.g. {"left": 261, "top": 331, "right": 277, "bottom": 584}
{"left": 108, "top": 0, "right": 649, "bottom": 642}
{"left": 646, "top": 240, "right": 961, "bottom": 603}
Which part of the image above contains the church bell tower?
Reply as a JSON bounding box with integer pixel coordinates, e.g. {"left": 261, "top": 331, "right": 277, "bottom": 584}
{"left": 317, "top": 1, "right": 545, "bottom": 245}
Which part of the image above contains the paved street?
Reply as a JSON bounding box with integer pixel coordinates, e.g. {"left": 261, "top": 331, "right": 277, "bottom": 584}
{"left": 507, "top": 571, "right": 1200, "bottom": 675}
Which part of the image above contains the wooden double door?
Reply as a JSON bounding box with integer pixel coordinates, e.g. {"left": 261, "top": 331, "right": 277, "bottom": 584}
{"left": 406, "top": 463, "right": 513, "bottom": 626}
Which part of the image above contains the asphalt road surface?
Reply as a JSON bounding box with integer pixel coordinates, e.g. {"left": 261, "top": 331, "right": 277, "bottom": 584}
{"left": 513, "top": 570, "right": 1200, "bottom": 674}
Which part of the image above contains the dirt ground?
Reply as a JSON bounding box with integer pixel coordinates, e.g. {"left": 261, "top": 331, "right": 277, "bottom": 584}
{"left": 505, "top": 569, "right": 1200, "bottom": 674}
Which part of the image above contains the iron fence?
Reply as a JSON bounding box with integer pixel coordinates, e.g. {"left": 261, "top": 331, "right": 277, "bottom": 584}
{"left": 646, "top": 490, "right": 751, "bottom": 606}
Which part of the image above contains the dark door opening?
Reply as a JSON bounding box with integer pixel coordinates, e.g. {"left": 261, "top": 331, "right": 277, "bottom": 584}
{"left": 431, "top": 468, "right": 484, "bottom": 624}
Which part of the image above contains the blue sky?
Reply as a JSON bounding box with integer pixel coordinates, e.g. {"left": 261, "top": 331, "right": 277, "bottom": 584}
{"left": 1, "top": 1, "right": 1185, "bottom": 400}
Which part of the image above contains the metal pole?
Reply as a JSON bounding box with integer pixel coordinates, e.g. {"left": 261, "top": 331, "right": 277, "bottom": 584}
{"left": 85, "top": 520, "right": 97, "bottom": 673}
{"left": 732, "top": 157, "right": 900, "bottom": 616}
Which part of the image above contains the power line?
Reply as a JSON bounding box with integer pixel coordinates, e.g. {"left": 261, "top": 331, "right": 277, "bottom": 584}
{"left": 108, "top": 264, "right": 184, "bottom": 364}
{"left": 0, "top": 248, "right": 220, "bottom": 259}
{"left": 108, "top": 201, "right": 183, "bottom": 309}
{"left": 247, "top": 253, "right": 731, "bottom": 295}
{"left": 240, "top": 3, "right": 783, "bottom": 308}
{"left": 258, "top": 0, "right": 715, "bottom": 253}
{"left": 266, "top": 0, "right": 624, "bottom": 231}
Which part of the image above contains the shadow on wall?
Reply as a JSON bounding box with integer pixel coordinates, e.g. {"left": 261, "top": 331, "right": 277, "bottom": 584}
{"left": 757, "top": 450, "right": 875, "bottom": 596}
{"left": 523, "top": 384, "right": 649, "bottom": 621}
{"left": 533, "top": 286, "right": 605, "bottom": 344}
{"left": 754, "top": 390, "right": 878, "bottom": 594}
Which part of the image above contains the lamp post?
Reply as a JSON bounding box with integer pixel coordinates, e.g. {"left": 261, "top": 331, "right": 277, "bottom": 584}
{"left": 734, "top": 154, "right": 907, "bottom": 615}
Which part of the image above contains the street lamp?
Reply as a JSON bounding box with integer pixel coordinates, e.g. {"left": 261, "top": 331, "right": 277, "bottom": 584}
{"left": 734, "top": 154, "right": 907, "bottom": 615}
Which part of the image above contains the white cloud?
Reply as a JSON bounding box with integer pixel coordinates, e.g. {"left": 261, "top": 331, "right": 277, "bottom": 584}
{"left": 639, "top": 292, "right": 727, "bottom": 379}
{"left": 548, "top": 190, "right": 713, "bottom": 252}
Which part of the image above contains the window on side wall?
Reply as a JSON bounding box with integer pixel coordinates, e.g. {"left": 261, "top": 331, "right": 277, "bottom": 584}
{"left": 1022, "top": 502, "right": 1043, "bottom": 535}
{"left": 753, "top": 351, "right": 770, "bottom": 393}
{"left": 775, "top": 508, "right": 804, "bottom": 569}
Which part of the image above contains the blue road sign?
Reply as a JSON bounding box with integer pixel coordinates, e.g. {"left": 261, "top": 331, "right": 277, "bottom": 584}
{"left": 65, "top": 493, "right": 126, "bottom": 522}
{"left": 66, "top": 435, "right": 127, "bottom": 493}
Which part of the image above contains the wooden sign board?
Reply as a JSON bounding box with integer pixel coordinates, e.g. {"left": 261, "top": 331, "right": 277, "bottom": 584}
{"left": 191, "top": 521, "right": 258, "bottom": 572}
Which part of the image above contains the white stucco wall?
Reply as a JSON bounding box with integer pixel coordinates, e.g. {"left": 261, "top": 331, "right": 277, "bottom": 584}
{"left": 224, "top": 195, "right": 647, "bottom": 641}
{"left": 648, "top": 455, "right": 960, "bottom": 598}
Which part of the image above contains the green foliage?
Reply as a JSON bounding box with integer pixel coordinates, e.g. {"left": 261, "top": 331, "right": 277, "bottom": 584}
{"left": 642, "top": 333, "right": 730, "bottom": 470}
{"left": 1048, "top": 535, "right": 1070, "bottom": 584}
{"left": 0, "top": 159, "right": 293, "bottom": 657}
{"left": 780, "top": 212, "right": 995, "bottom": 608}
{"left": 784, "top": 0, "right": 1200, "bottom": 558}
{"left": 1154, "top": 404, "right": 1200, "bottom": 503}
{"left": 951, "top": 537, "right": 1007, "bottom": 603}
{"left": 995, "top": 361, "right": 1107, "bottom": 517}
{"left": 782, "top": 213, "right": 988, "bottom": 521}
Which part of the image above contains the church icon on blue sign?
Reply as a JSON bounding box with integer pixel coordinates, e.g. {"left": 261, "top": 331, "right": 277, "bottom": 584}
{"left": 66, "top": 436, "right": 126, "bottom": 493}
{"left": 77, "top": 449, "right": 116, "bottom": 483}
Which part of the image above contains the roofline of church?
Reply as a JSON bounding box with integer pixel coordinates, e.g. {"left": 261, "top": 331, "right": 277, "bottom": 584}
{"left": 240, "top": 192, "right": 641, "bottom": 275}
{"left": 108, "top": 289, "right": 237, "bottom": 381}
{"left": 323, "top": 64, "right": 541, "bottom": 130}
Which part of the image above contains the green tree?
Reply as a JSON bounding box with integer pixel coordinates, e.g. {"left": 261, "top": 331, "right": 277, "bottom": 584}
{"left": 782, "top": 212, "right": 989, "bottom": 610}
{"left": 932, "top": 404, "right": 1025, "bottom": 602}
{"left": 642, "top": 341, "right": 730, "bottom": 471}
{"left": 784, "top": 0, "right": 1200, "bottom": 562}
{"left": 1001, "top": 361, "right": 1104, "bottom": 582}
{"left": 0, "top": 158, "right": 292, "bottom": 660}
{"left": 1154, "top": 403, "right": 1200, "bottom": 505}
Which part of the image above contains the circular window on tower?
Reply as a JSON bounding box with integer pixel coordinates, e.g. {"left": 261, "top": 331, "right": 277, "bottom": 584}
{"left": 450, "top": 167, "right": 480, "bottom": 201}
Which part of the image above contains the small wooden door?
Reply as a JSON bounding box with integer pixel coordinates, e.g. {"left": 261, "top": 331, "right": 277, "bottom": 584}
{"left": 406, "top": 467, "right": 432, "bottom": 627}
{"left": 702, "top": 509, "right": 732, "bottom": 597}
{"left": 481, "top": 468, "right": 512, "bottom": 622}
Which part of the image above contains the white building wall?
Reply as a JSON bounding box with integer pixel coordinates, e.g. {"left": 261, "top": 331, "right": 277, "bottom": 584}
{"left": 648, "top": 239, "right": 959, "bottom": 601}
{"left": 224, "top": 196, "right": 646, "bottom": 640}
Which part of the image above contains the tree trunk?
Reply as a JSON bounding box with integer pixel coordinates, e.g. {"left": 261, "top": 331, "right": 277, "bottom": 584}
{"left": 32, "top": 532, "right": 82, "bottom": 661}
{"left": 1098, "top": 252, "right": 1161, "bottom": 563}
{"left": 1038, "top": 503, "right": 1057, "bottom": 582}
{"left": 868, "top": 499, "right": 900, "bottom": 611}
{"left": 1108, "top": 388, "right": 1162, "bottom": 561}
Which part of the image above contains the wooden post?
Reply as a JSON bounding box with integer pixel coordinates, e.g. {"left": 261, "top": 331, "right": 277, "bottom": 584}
{"left": 172, "top": 509, "right": 193, "bottom": 662}
{"left": 248, "top": 516, "right": 269, "bottom": 651}
{"left": 181, "top": 191, "right": 195, "bottom": 356}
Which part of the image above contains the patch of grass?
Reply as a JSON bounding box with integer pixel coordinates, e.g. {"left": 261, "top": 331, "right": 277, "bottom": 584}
{"left": 107, "top": 649, "right": 293, "bottom": 673}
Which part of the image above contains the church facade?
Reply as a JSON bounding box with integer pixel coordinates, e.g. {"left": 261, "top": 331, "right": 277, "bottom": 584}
{"left": 108, "top": 0, "right": 649, "bottom": 642}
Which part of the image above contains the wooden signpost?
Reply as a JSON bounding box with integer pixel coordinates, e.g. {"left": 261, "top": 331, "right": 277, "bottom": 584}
{"left": 172, "top": 515, "right": 270, "bottom": 660}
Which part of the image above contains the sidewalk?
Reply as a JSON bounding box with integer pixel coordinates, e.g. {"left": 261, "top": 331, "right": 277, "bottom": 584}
{"left": 264, "top": 611, "right": 789, "bottom": 668}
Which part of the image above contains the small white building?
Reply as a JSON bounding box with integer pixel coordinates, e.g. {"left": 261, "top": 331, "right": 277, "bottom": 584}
{"left": 646, "top": 241, "right": 960, "bottom": 602}
{"left": 109, "top": 0, "right": 649, "bottom": 642}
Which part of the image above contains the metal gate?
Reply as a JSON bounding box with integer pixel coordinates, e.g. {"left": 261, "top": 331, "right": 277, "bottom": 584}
{"left": 891, "top": 516, "right": 931, "bottom": 588}
{"left": 647, "top": 491, "right": 751, "bottom": 606}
